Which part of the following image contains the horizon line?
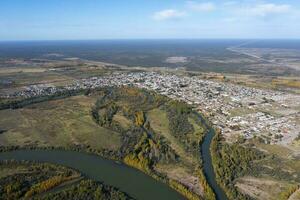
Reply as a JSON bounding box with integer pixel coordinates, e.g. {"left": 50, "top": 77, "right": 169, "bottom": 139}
{"left": 1, "top": 38, "right": 300, "bottom": 42}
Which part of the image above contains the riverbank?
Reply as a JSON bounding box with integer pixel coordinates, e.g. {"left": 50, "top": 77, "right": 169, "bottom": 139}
{"left": 0, "top": 150, "right": 184, "bottom": 200}
{"left": 0, "top": 159, "right": 133, "bottom": 200}
{"left": 194, "top": 112, "right": 228, "bottom": 200}
{"left": 0, "top": 87, "right": 221, "bottom": 200}
{"left": 201, "top": 129, "right": 228, "bottom": 200}
{"left": 0, "top": 125, "right": 223, "bottom": 200}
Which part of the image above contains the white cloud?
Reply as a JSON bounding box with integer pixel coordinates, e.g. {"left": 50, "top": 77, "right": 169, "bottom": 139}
{"left": 153, "top": 9, "right": 185, "bottom": 21}
{"left": 186, "top": 1, "right": 215, "bottom": 12}
{"left": 241, "top": 3, "right": 292, "bottom": 17}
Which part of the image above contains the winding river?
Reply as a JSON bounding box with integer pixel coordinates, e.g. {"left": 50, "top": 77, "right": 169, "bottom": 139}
{"left": 0, "top": 120, "right": 227, "bottom": 200}
{"left": 201, "top": 128, "right": 228, "bottom": 200}
{"left": 0, "top": 150, "right": 184, "bottom": 200}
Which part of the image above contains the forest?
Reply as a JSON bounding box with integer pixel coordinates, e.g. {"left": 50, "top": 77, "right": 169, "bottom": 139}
{"left": 0, "top": 86, "right": 216, "bottom": 200}
{"left": 210, "top": 131, "right": 264, "bottom": 200}
{"left": 89, "top": 87, "right": 215, "bottom": 200}
{"left": 0, "top": 160, "right": 132, "bottom": 200}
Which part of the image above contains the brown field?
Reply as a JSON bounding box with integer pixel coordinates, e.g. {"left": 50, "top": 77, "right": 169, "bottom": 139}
{"left": 0, "top": 95, "right": 122, "bottom": 151}
{"left": 236, "top": 176, "right": 296, "bottom": 200}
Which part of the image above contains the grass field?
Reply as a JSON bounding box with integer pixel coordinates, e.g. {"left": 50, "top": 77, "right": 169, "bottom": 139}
{"left": 0, "top": 95, "right": 122, "bottom": 151}
{"left": 147, "top": 108, "right": 206, "bottom": 196}
{"left": 227, "top": 138, "right": 300, "bottom": 200}
{"left": 148, "top": 108, "right": 197, "bottom": 165}
{"left": 254, "top": 142, "right": 293, "bottom": 158}
{"left": 236, "top": 176, "right": 297, "bottom": 200}
{"left": 0, "top": 60, "right": 114, "bottom": 96}
{"left": 202, "top": 73, "right": 300, "bottom": 94}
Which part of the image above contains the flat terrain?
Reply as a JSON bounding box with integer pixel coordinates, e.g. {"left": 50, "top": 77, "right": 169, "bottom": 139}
{"left": 0, "top": 40, "right": 300, "bottom": 200}
{"left": 1, "top": 40, "right": 300, "bottom": 76}
{"left": 0, "top": 95, "right": 122, "bottom": 151}
{"left": 235, "top": 176, "right": 296, "bottom": 200}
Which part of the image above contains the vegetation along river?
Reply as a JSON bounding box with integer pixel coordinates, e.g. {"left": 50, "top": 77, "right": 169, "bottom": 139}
{"left": 0, "top": 150, "right": 183, "bottom": 200}
{"left": 0, "top": 119, "right": 227, "bottom": 200}
{"left": 195, "top": 112, "right": 228, "bottom": 200}
{"left": 201, "top": 128, "right": 228, "bottom": 200}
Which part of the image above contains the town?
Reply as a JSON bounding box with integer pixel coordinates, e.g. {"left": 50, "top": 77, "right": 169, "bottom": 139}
{"left": 4, "top": 72, "right": 300, "bottom": 145}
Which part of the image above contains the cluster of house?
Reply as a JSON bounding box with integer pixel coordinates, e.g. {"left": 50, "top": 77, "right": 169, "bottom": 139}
{"left": 10, "top": 84, "right": 62, "bottom": 98}
{"left": 5, "top": 72, "right": 300, "bottom": 144}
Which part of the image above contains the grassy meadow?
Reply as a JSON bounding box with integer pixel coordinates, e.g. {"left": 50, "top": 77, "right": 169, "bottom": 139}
{"left": 0, "top": 95, "right": 122, "bottom": 151}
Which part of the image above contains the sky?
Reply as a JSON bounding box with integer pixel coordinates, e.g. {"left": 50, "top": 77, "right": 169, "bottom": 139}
{"left": 0, "top": 0, "right": 300, "bottom": 40}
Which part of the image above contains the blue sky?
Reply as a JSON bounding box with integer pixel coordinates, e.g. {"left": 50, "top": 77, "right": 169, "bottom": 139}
{"left": 0, "top": 0, "right": 300, "bottom": 40}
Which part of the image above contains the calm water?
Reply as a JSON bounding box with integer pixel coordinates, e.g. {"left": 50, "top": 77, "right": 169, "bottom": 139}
{"left": 201, "top": 129, "right": 228, "bottom": 200}
{"left": 0, "top": 113, "right": 228, "bottom": 200}
{"left": 195, "top": 112, "right": 228, "bottom": 200}
{"left": 0, "top": 150, "right": 184, "bottom": 200}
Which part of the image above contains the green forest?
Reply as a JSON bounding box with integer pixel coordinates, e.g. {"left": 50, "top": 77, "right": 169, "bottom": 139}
{"left": 210, "top": 131, "right": 264, "bottom": 200}
{"left": 0, "top": 160, "right": 132, "bottom": 200}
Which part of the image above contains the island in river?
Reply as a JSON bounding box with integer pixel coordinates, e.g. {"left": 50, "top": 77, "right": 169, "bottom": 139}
{"left": 0, "top": 159, "right": 133, "bottom": 200}
{"left": 0, "top": 87, "right": 220, "bottom": 200}
{"left": 1, "top": 74, "right": 299, "bottom": 200}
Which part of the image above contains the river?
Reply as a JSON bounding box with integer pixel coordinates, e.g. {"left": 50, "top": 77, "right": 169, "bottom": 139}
{"left": 201, "top": 128, "right": 228, "bottom": 200}
{"left": 0, "top": 123, "right": 227, "bottom": 200}
{"left": 0, "top": 150, "right": 184, "bottom": 200}
{"left": 195, "top": 111, "right": 228, "bottom": 200}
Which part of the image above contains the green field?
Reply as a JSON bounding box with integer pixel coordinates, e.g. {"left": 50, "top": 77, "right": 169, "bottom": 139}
{"left": 0, "top": 95, "right": 122, "bottom": 151}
